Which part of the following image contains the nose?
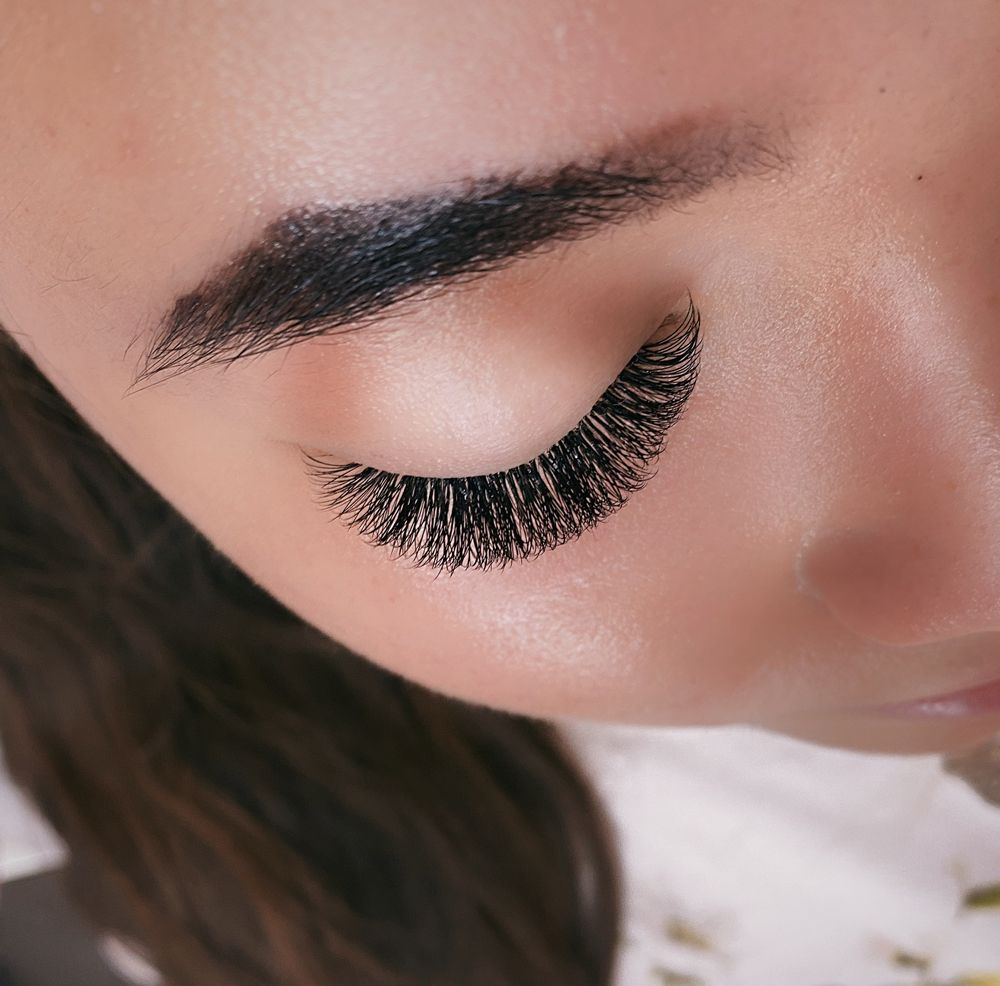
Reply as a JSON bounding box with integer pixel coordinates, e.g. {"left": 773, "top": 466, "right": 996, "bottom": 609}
{"left": 793, "top": 53, "right": 1000, "bottom": 649}
{"left": 790, "top": 288, "right": 1000, "bottom": 644}
{"left": 792, "top": 317, "right": 1000, "bottom": 647}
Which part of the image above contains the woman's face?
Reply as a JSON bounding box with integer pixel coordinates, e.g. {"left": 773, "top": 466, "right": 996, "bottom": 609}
{"left": 5, "top": 0, "right": 1000, "bottom": 755}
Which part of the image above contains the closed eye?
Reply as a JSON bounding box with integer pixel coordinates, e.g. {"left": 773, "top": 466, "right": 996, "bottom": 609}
{"left": 303, "top": 299, "right": 703, "bottom": 574}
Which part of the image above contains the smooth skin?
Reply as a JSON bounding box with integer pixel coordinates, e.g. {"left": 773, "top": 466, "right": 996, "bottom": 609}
{"left": 3, "top": 1, "right": 1000, "bottom": 755}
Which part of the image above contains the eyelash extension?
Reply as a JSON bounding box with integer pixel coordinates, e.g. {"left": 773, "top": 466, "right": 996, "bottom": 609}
{"left": 304, "top": 299, "right": 703, "bottom": 573}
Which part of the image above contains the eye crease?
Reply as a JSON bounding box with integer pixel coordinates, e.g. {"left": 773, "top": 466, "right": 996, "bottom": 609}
{"left": 303, "top": 299, "right": 703, "bottom": 574}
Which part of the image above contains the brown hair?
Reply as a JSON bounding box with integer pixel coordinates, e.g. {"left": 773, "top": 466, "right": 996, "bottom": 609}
{"left": 0, "top": 331, "right": 621, "bottom": 985}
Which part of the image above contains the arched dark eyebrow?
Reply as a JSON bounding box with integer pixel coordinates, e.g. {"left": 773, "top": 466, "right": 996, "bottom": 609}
{"left": 133, "top": 119, "right": 790, "bottom": 386}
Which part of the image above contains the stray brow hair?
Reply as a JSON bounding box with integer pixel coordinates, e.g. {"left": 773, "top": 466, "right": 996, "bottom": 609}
{"left": 133, "top": 119, "right": 789, "bottom": 386}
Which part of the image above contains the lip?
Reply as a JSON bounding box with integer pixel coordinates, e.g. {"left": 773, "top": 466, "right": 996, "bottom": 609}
{"left": 874, "top": 674, "right": 1000, "bottom": 718}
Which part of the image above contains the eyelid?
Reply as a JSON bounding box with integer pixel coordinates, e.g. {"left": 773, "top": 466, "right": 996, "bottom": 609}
{"left": 304, "top": 298, "right": 702, "bottom": 572}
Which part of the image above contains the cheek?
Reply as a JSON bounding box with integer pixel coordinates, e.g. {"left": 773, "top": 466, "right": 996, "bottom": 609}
{"left": 161, "top": 425, "right": 731, "bottom": 723}
{"left": 200, "top": 415, "right": 790, "bottom": 726}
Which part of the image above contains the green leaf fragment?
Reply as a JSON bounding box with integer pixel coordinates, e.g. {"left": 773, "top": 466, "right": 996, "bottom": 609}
{"left": 663, "top": 917, "right": 714, "bottom": 952}
{"left": 963, "top": 883, "right": 1000, "bottom": 909}
{"left": 891, "top": 949, "right": 931, "bottom": 972}
{"left": 650, "top": 966, "right": 707, "bottom": 986}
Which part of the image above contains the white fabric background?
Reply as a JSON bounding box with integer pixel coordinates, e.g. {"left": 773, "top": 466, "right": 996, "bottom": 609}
{"left": 0, "top": 750, "right": 64, "bottom": 885}
{"left": 564, "top": 721, "right": 1000, "bottom": 986}
{"left": 5, "top": 727, "right": 1000, "bottom": 984}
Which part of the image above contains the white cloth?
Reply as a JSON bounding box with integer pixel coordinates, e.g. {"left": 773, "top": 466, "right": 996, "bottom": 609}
{"left": 0, "top": 753, "right": 65, "bottom": 885}
{"left": 6, "top": 729, "right": 1000, "bottom": 984}
{"left": 563, "top": 721, "right": 1000, "bottom": 986}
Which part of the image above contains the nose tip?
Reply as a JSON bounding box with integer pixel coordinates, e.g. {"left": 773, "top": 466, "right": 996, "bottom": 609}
{"left": 795, "top": 525, "right": 1000, "bottom": 647}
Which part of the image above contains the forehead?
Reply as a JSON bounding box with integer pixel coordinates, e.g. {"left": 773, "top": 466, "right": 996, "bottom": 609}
{"left": 8, "top": 0, "right": 832, "bottom": 205}
{"left": 0, "top": 0, "right": 869, "bottom": 381}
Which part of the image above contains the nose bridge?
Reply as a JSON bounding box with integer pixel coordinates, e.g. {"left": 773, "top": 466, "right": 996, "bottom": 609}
{"left": 795, "top": 299, "right": 1000, "bottom": 645}
{"left": 795, "top": 276, "right": 1000, "bottom": 649}
{"left": 793, "top": 49, "right": 1000, "bottom": 648}
{"left": 871, "top": 53, "right": 1000, "bottom": 394}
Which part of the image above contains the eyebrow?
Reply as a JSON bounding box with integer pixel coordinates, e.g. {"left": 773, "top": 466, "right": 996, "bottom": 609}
{"left": 134, "top": 118, "right": 790, "bottom": 385}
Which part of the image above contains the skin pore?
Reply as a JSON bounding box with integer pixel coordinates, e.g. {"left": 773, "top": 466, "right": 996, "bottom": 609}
{"left": 3, "top": 1, "right": 1000, "bottom": 755}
